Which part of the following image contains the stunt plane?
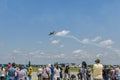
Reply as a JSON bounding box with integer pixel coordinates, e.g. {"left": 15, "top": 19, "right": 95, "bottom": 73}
{"left": 49, "top": 31, "right": 57, "bottom": 36}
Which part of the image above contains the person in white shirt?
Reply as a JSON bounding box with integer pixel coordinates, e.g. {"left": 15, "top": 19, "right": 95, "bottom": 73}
{"left": 0, "top": 66, "right": 5, "bottom": 80}
{"left": 37, "top": 66, "right": 43, "bottom": 80}
{"left": 54, "top": 65, "right": 61, "bottom": 80}
{"left": 93, "top": 59, "right": 103, "bottom": 80}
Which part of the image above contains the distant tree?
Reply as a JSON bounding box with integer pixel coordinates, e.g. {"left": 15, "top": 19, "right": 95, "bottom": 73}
{"left": 54, "top": 62, "right": 58, "bottom": 66}
{"left": 28, "top": 60, "right": 31, "bottom": 67}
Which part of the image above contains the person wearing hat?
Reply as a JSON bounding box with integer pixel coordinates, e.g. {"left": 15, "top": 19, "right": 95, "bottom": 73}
{"left": 93, "top": 59, "right": 103, "bottom": 80}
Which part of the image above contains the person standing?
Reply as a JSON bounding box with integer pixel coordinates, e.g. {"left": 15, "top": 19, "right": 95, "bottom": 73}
{"left": 50, "top": 65, "right": 54, "bottom": 80}
{"left": 81, "top": 61, "right": 88, "bottom": 80}
{"left": 42, "top": 65, "right": 51, "bottom": 80}
{"left": 17, "top": 65, "right": 25, "bottom": 80}
{"left": 7, "top": 63, "right": 17, "bottom": 80}
{"left": 0, "top": 65, "right": 5, "bottom": 80}
{"left": 37, "top": 66, "right": 43, "bottom": 80}
{"left": 23, "top": 65, "right": 28, "bottom": 80}
{"left": 93, "top": 59, "right": 103, "bottom": 80}
{"left": 59, "top": 66, "right": 63, "bottom": 80}
{"left": 28, "top": 67, "right": 32, "bottom": 80}
{"left": 114, "top": 66, "right": 120, "bottom": 80}
{"left": 64, "top": 65, "right": 70, "bottom": 80}
{"left": 102, "top": 66, "right": 111, "bottom": 80}
{"left": 54, "top": 65, "right": 61, "bottom": 80}
{"left": 77, "top": 65, "right": 82, "bottom": 80}
{"left": 6, "top": 63, "right": 11, "bottom": 80}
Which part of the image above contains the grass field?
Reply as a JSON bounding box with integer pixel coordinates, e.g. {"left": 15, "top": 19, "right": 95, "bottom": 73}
{"left": 31, "top": 66, "right": 79, "bottom": 72}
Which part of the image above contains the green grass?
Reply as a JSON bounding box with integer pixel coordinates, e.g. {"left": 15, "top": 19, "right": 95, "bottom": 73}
{"left": 32, "top": 67, "right": 38, "bottom": 72}
{"left": 31, "top": 67, "right": 79, "bottom": 72}
{"left": 70, "top": 67, "right": 79, "bottom": 72}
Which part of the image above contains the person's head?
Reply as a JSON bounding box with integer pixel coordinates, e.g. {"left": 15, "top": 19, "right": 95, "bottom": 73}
{"left": 51, "top": 64, "right": 53, "bottom": 67}
{"left": 8, "top": 62, "right": 11, "bottom": 65}
{"left": 7, "top": 62, "right": 11, "bottom": 68}
{"left": 95, "top": 59, "right": 100, "bottom": 63}
{"left": 82, "top": 61, "right": 87, "bottom": 68}
{"left": 48, "top": 64, "right": 51, "bottom": 68}
{"left": 12, "top": 62, "right": 16, "bottom": 67}
{"left": 111, "top": 66, "right": 115, "bottom": 69}
{"left": 19, "top": 65, "right": 23, "bottom": 70}
{"left": 29, "top": 67, "right": 32, "bottom": 70}
{"left": 24, "top": 65, "right": 27, "bottom": 69}
{"left": 66, "top": 65, "right": 68, "bottom": 68}
{"left": 56, "top": 65, "right": 59, "bottom": 69}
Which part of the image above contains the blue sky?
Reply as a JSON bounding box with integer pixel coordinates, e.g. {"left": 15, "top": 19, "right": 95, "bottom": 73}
{"left": 0, "top": 0, "right": 120, "bottom": 65}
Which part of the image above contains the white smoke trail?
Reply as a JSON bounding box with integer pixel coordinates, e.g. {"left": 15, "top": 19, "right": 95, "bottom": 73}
{"left": 59, "top": 35, "right": 120, "bottom": 55}
{"left": 65, "top": 35, "right": 83, "bottom": 43}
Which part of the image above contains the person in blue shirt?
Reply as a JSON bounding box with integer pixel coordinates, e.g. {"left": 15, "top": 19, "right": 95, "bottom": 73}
{"left": 23, "top": 65, "right": 28, "bottom": 80}
{"left": 50, "top": 65, "right": 54, "bottom": 80}
{"left": 7, "top": 63, "right": 17, "bottom": 80}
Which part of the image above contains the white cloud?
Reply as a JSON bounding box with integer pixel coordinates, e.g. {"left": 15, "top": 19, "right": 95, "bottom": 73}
{"left": 56, "top": 30, "right": 70, "bottom": 36}
{"left": 99, "top": 39, "right": 114, "bottom": 46}
{"left": 73, "top": 49, "right": 82, "bottom": 54}
{"left": 73, "top": 49, "right": 89, "bottom": 58}
{"left": 53, "top": 53, "right": 65, "bottom": 58}
{"left": 40, "top": 52, "right": 45, "bottom": 55}
{"left": 60, "top": 45, "right": 64, "bottom": 48}
{"left": 96, "top": 53, "right": 103, "bottom": 58}
{"left": 13, "top": 48, "right": 24, "bottom": 54}
{"left": 51, "top": 40, "right": 60, "bottom": 44}
{"left": 29, "top": 50, "right": 42, "bottom": 55}
{"left": 27, "top": 51, "right": 47, "bottom": 58}
{"left": 13, "top": 50, "right": 21, "bottom": 53}
{"left": 81, "top": 38, "right": 90, "bottom": 44}
{"left": 29, "top": 52, "right": 34, "bottom": 55}
{"left": 109, "top": 48, "right": 120, "bottom": 56}
{"left": 96, "top": 53, "right": 108, "bottom": 58}
{"left": 92, "top": 36, "right": 102, "bottom": 42}
{"left": 27, "top": 50, "right": 66, "bottom": 59}
{"left": 114, "top": 50, "right": 120, "bottom": 53}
